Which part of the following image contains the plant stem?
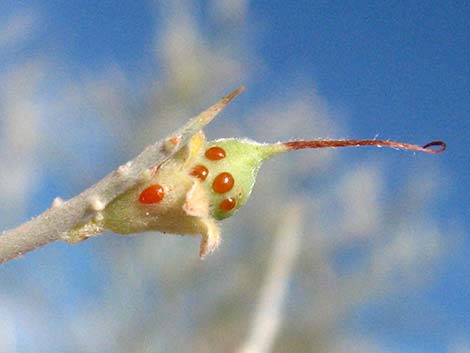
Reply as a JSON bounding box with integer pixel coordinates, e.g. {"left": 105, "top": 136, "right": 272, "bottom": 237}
{"left": 0, "top": 87, "right": 244, "bottom": 264}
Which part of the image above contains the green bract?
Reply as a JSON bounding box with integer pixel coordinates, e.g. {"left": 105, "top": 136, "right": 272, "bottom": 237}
{"left": 67, "top": 133, "right": 286, "bottom": 257}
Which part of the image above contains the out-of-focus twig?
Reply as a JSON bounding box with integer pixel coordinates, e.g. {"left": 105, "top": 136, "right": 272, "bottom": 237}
{"left": 0, "top": 87, "right": 244, "bottom": 264}
{"left": 238, "top": 201, "right": 303, "bottom": 353}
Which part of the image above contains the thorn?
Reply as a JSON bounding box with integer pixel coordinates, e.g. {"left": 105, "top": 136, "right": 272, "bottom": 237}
{"left": 222, "top": 86, "right": 245, "bottom": 106}
{"left": 284, "top": 139, "right": 447, "bottom": 154}
{"left": 196, "top": 86, "right": 245, "bottom": 124}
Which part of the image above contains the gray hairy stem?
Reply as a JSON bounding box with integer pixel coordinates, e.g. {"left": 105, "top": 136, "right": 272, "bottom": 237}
{"left": 0, "top": 87, "right": 244, "bottom": 264}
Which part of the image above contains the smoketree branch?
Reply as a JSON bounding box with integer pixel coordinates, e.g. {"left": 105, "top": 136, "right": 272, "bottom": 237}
{"left": 238, "top": 201, "right": 303, "bottom": 353}
{"left": 0, "top": 87, "right": 245, "bottom": 264}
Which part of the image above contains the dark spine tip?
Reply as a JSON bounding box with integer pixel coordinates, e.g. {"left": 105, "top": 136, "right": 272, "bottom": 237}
{"left": 422, "top": 141, "right": 446, "bottom": 153}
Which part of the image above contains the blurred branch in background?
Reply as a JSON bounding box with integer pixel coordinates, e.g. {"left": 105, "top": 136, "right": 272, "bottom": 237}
{"left": 239, "top": 201, "right": 303, "bottom": 353}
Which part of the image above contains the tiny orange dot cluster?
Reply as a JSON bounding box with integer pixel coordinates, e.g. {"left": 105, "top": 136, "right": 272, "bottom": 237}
{"left": 190, "top": 165, "right": 209, "bottom": 180}
{"left": 139, "top": 184, "right": 165, "bottom": 204}
{"left": 205, "top": 146, "right": 226, "bottom": 160}
{"left": 188, "top": 146, "right": 238, "bottom": 213}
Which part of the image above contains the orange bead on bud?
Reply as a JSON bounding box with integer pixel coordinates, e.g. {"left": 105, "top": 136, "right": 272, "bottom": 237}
{"left": 212, "top": 172, "right": 235, "bottom": 193}
{"left": 139, "top": 184, "right": 165, "bottom": 204}
{"left": 205, "top": 146, "right": 226, "bottom": 160}
{"left": 220, "top": 197, "right": 237, "bottom": 211}
{"left": 190, "top": 165, "right": 209, "bottom": 180}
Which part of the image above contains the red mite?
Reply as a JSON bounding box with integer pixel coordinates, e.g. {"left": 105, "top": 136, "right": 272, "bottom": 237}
{"left": 139, "top": 184, "right": 165, "bottom": 204}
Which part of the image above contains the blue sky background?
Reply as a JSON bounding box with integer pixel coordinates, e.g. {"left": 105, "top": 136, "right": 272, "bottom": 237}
{"left": 0, "top": 1, "right": 468, "bottom": 352}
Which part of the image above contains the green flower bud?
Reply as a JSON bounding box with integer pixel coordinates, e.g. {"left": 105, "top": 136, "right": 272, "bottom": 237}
{"left": 194, "top": 138, "right": 285, "bottom": 220}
